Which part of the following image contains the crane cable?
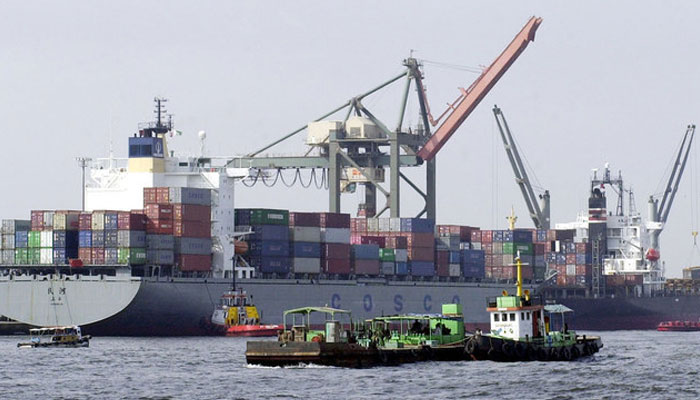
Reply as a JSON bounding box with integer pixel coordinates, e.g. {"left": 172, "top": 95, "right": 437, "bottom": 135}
{"left": 241, "top": 168, "right": 327, "bottom": 189}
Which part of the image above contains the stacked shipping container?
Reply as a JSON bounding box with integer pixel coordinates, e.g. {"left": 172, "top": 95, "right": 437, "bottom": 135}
{"left": 236, "top": 208, "right": 290, "bottom": 275}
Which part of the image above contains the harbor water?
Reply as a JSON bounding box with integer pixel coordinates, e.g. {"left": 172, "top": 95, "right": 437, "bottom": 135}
{"left": 0, "top": 331, "right": 698, "bottom": 399}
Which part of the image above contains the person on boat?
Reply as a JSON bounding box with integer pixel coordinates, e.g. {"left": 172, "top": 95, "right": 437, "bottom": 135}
{"left": 411, "top": 320, "right": 422, "bottom": 334}
{"left": 433, "top": 323, "right": 442, "bottom": 336}
{"left": 441, "top": 324, "right": 451, "bottom": 335}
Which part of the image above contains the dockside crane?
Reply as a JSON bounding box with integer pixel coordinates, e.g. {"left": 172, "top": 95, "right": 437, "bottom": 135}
{"left": 647, "top": 124, "right": 696, "bottom": 262}
{"left": 228, "top": 17, "right": 542, "bottom": 220}
{"left": 492, "top": 105, "right": 550, "bottom": 230}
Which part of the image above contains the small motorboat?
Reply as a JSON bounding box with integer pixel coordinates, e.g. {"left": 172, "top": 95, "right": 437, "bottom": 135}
{"left": 210, "top": 288, "right": 282, "bottom": 337}
{"left": 17, "top": 325, "right": 91, "bottom": 348}
{"left": 657, "top": 320, "right": 700, "bottom": 332}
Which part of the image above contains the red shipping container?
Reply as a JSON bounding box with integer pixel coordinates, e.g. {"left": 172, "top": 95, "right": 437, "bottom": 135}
{"left": 31, "top": 210, "right": 44, "bottom": 230}
{"left": 576, "top": 242, "right": 591, "bottom": 254}
{"left": 547, "top": 230, "right": 557, "bottom": 241}
{"left": 484, "top": 266, "right": 493, "bottom": 279}
{"left": 470, "top": 230, "right": 482, "bottom": 243}
{"left": 354, "top": 259, "right": 380, "bottom": 275}
{"left": 575, "top": 264, "right": 592, "bottom": 276}
{"left": 118, "top": 212, "right": 146, "bottom": 230}
{"left": 79, "top": 213, "right": 92, "bottom": 230}
{"left": 323, "top": 258, "right": 352, "bottom": 274}
{"left": 78, "top": 248, "right": 92, "bottom": 264}
{"left": 361, "top": 236, "right": 386, "bottom": 247}
{"left": 625, "top": 274, "right": 643, "bottom": 285}
{"left": 403, "top": 233, "right": 434, "bottom": 248}
{"left": 145, "top": 204, "right": 174, "bottom": 221}
{"left": 289, "top": 212, "right": 321, "bottom": 227}
{"left": 436, "top": 250, "right": 449, "bottom": 265}
{"left": 481, "top": 230, "right": 493, "bottom": 243}
{"left": 173, "top": 204, "right": 211, "bottom": 222}
{"left": 406, "top": 246, "right": 434, "bottom": 261}
{"left": 565, "top": 254, "right": 576, "bottom": 264}
{"left": 556, "top": 274, "right": 567, "bottom": 285}
{"left": 565, "top": 276, "right": 576, "bottom": 286}
{"left": 174, "top": 220, "right": 211, "bottom": 238}
{"left": 437, "top": 263, "right": 450, "bottom": 277}
{"left": 482, "top": 243, "right": 493, "bottom": 254}
{"left": 350, "top": 234, "right": 362, "bottom": 245}
{"left": 146, "top": 219, "right": 174, "bottom": 234}
{"left": 143, "top": 187, "right": 158, "bottom": 205}
{"left": 91, "top": 248, "right": 105, "bottom": 265}
{"left": 351, "top": 218, "right": 368, "bottom": 234}
{"left": 534, "top": 243, "right": 545, "bottom": 255}
{"left": 156, "top": 187, "right": 170, "bottom": 204}
{"left": 318, "top": 213, "right": 351, "bottom": 228}
{"left": 177, "top": 254, "right": 212, "bottom": 271}
{"left": 385, "top": 236, "right": 408, "bottom": 249}
{"left": 323, "top": 243, "right": 351, "bottom": 259}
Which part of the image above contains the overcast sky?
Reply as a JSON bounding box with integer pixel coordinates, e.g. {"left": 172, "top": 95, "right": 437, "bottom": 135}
{"left": 2, "top": 1, "right": 700, "bottom": 277}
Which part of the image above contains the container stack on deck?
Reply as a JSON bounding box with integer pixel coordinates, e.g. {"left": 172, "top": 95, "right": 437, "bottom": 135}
{"left": 236, "top": 208, "right": 291, "bottom": 276}
{"left": 320, "top": 213, "right": 352, "bottom": 276}
{"left": 1, "top": 219, "right": 30, "bottom": 265}
{"left": 289, "top": 212, "right": 322, "bottom": 275}
{"left": 170, "top": 188, "right": 213, "bottom": 272}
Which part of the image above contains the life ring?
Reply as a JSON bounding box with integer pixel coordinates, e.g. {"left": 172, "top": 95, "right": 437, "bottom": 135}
{"left": 465, "top": 339, "right": 478, "bottom": 354}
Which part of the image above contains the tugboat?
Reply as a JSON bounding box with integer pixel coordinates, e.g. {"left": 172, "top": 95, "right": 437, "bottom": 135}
{"left": 657, "top": 320, "right": 700, "bottom": 332}
{"left": 17, "top": 325, "right": 91, "bottom": 348}
{"left": 245, "top": 304, "right": 467, "bottom": 368}
{"left": 464, "top": 254, "right": 603, "bottom": 361}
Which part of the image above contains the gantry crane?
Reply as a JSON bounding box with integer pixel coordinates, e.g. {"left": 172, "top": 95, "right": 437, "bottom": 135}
{"left": 492, "top": 105, "right": 550, "bottom": 230}
{"left": 228, "top": 17, "right": 542, "bottom": 220}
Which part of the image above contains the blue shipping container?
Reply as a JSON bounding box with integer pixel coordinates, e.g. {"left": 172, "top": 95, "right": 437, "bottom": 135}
{"left": 493, "top": 230, "right": 504, "bottom": 242}
{"left": 292, "top": 242, "right": 321, "bottom": 258}
{"left": 410, "top": 261, "right": 435, "bottom": 276}
{"left": 399, "top": 218, "right": 435, "bottom": 233}
{"left": 512, "top": 229, "right": 532, "bottom": 243}
{"left": 104, "top": 213, "right": 119, "bottom": 230}
{"left": 536, "top": 229, "right": 548, "bottom": 242}
{"left": 395, "top": 262, "right": 409, "bottom": 275}
{"left": 461, "top": 249, "right": 485, "bottom": 263}
{"left": 251, "top": 225, "right": 289, "bottom": 242}
{"left": 448, "top": 251, "right": 461, "bottom": 264}
{"left": 251, "top": 256, "right": 291, "bottom": 273}
{"left": 79, "top": 231, "right": 92, "bottom": 248}
{"left": 249, "top": 240, "right": 290, "bottom": 257}
{"left": 575, "top": 253, "right": 592, "bottom": 264}
{"left": 104, "top": 230, "right": 119, "bottom": 248}
{"left": 52, "top": 248, "right": 78, "bottom": 264}
{"left": 53, "top": 231, "right": 79, "bottom": 249}
{"left": 14, "top": 231, "right": 28, "bottom": 248}
{"left": 91, "top": 230, "right": 105, "bottom": 247}
{"left": 463, "top": 264, "right": 485, "bottom": 279}
{"left": 105, "top": 248, "right": 119, "bottom": 264}
{"left": 352, "top": 244, "right": 379, "bottom": 260}
{"left": 555, "top": 253, "right": 566, "bottom": 264}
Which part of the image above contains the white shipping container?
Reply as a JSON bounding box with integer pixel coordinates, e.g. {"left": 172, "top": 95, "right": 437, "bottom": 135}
{"left": 321, "top": 228, "right": 351, "bottom": 244}
{"left": 40, "top": 248, "right": 53, "bottom": 264}
{"left": 289, "top": 227, "right": 321, "bottom": 243}
{"left": 40, "top": 231, "right": 53, "bottom": 248}
{"left": 42, "top": 212, "right": 54, "bottom": 230}
{"left": 566, "top": 264, "right": 576, "bottom": 276}
{"left": 292, "top": 257, "right": 321, "bottom": 274}
{"left": 2, "top": 219, "right": 31, "bottom": 234}
{"left": 449, "top": 264, "right": 461, "bottom": 277}
{"left": 471, "top": 242, "right": 482, "bottom": 250}
{"left": 394, "top": 249, "right": 408, "bottom": 263}
{"left": 2, "top": 249, "right": 14, "bottom": 264}
{"left": 378, "top": 218, "right": 391, "bottom": 232}
{"left": 367, "top": 218, "right": 379, "bottom": 232}
{"left": 390, "top": 218, "right": 402, "bottom": 232}
{"left": 381, "top": 261, "right": 394, "bottom": 275}
{"left": 91, "top": 212, "right": 105, "bottom": 230}
{"left": 2, "top": 234, "right": 15, "bottom": 249}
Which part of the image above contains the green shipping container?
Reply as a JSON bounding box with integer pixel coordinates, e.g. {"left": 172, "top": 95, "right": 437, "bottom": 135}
{"left": 502, "top": 242, "right": 533, "bottom": 255}
{"left": 118, "top": 248, "right": 147, "bottom": 265}
{"left": 249, "top": 209, "right": 289, "bottom": 226}
{"left": 379, "top": 248, "right": 395, "bottom": 262}
{"left": 14, "top": 248, "right": 27, "bottom": 264}
{"left": 28, "top": 231, "right": 41, "bottom": 248}
{"left": 28, "top": 248, "right": 41, "bottom": 264}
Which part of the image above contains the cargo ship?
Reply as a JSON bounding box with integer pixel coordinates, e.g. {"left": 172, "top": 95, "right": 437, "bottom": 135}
{"left": 2, "top": 96, "right": 700, "bottom": 334}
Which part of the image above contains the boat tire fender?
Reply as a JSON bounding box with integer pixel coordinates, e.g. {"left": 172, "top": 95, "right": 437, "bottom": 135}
{"left": 561, "top": 346, "right": 572, "bottom": 361}
{"left": 466, "top": 339, "right": 478, "bottom": 354}
{"left": 571, "top": 346, "right": 581, "bottom": 359}
{"left": 501, "top": 342, "right": 513, "bottom": 358}
{"left": 515, "top": 343, "right": 527, "bottom": 360}
{"left": 536, "top": 347, "right": 549, "bottom": 361}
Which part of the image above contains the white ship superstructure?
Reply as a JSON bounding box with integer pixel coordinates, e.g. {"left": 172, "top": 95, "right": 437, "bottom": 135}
{"left": 555, "top": 164, "right": 664, "bottom": 294}
{"left": 84, "top": 99, "right": 239, "bottom": 278}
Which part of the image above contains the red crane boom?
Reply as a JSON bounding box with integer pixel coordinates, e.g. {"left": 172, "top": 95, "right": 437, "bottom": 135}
{"left": 417, "top": 16, "right": 542, "bottom": 161}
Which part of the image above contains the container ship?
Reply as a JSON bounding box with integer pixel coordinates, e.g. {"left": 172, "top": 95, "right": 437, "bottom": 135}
{"left": 3, "top": 17, "right": 700, "bottom": 335}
